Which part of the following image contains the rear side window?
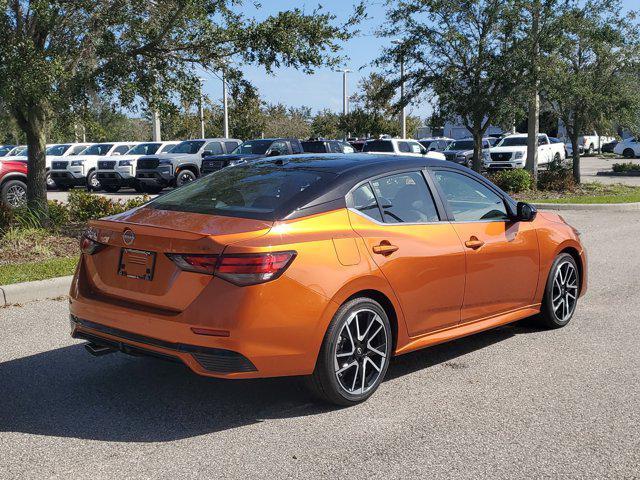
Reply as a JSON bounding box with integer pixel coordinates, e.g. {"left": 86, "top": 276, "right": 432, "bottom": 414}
{"left": 291, "top": 140, "right": 303, "bottom": 154}
{"left": 351, "top": 184, "right": 383, "bottom": 222}
{"left": 398, "top": 142, "right": 411, "bottom": 153}
{"left": 370, "top": 172, "right": 440, "bottom": 223}
{"left": 301, "top": 142, "right": 327, "bottom": 153}
{"left": 150, "top": 165, "right": 334, "bottom": 220}
{"left": 432, "top": 170, "right": 509, "bottom": 222}
{"left": 224, "top": 141, "right": 239, "bottom": 153}
{"left": 113, "top": 145, "right": 130, "bottom": 154}
{"left": 363, "top": 140, "right": 394, "bottom": 153}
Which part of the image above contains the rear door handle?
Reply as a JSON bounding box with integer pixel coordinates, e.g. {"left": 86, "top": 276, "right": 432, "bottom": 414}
{"left": 464, "top": 237, "right": 485, "bottom": 250}
{"left": 372, "top": 242, "right": 399, "bottom": 256}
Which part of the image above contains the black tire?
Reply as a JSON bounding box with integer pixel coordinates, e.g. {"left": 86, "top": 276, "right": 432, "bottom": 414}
{"left": 1, "top": 179, "right": 27, "bottom": 208}
{"left": 102, "top": 184, "right": 121, "bottom": 193}
{"left": 134, "top": 181, "right": 144, "bottom": 193}
{"left": 307, "top": 297, "right": 392, "bottom": 406}
{"left": 45, "top": 171, "right": 57, "bottom": 190}
{"left": 175, "top": 169, "right": 197, "bottom": 187}
{"left": 623, "top": 148, "right": 635, "bottom": 159}
{"left": 86, "top": 170, "right": 101, "bottom": 191}
{"left": 539, "top": 253, "right": 580, "bottom": 329}
{"left": 587, "top": 144, "right": 594, "bottom": 156}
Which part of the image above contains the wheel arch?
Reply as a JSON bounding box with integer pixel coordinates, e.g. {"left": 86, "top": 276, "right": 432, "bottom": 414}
{"left": 558, "top": 245, "right": 585, "bottom": 293}
{"left": 0, "top": 173, "right": 27, "bottom": 187}
{"left": 176, "top": 163, "right": 200, "bottom": 176}
{"left": 343, "top": 289, "right": 400, "bottom": 353}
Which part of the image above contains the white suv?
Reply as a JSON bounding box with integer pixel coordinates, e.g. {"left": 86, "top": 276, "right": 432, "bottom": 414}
{"left": 50, "top": 142, "right": 139, "bottom": 191}
{"left": 96, "top": 141, "right": 180, "bottom": 192}
{"left": 362, "top": 138, "right": 446, "bottom": 160}
{"left": 45, "top": 143, "right": 92, "bottom": 189}
{"left": 613, "top": 137, "right": 639, "bottom": 159}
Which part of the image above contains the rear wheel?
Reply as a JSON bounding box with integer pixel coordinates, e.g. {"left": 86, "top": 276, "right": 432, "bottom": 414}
{"left": 308, "top": 297, "right": 392, "bottom": 406}
{"left": 539, "top": 253, "right": 580, "bottom": 329}
{"left": 1, "top": 179, "right": 27, "bottom": 208}
{"left": 623, "top": 148, "right": 635, "bottom": 159}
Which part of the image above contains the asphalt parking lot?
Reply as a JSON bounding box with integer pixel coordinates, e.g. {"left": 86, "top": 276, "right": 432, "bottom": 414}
{"left": 1, "top": 209, "right": 639, "bottom": 479}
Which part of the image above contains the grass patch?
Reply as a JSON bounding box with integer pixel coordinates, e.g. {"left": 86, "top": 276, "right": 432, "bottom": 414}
{"left": 0, "top": 256, "right": 78, "bottom": 285}
{"left": 519, "top": 182, "right": 640, "bottom": 204}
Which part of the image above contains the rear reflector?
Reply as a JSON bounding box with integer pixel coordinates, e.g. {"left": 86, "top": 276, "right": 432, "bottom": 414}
{"left": 166, "top": 251, "right": 296, "bottom": 286}
{"left": 191, "top": 327, "right": 230, "bottom": 337}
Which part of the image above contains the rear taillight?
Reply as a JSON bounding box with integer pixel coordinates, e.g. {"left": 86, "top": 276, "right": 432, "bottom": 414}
{"left": 165, "top": 254, "right": 218, "bottom": 275}
{"left": 166, "top": 251, "right": 296, "bottom": 286}
{"left": 80, "top": 232, "right": 105, "bottom": 255}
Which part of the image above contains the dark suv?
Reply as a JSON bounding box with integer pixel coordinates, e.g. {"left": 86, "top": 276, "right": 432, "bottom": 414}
{"left": 200, "top": 138, "right": 304, "bottom": 175}
{"left": 301, "top": 139, "right": 355, "bottom": 154}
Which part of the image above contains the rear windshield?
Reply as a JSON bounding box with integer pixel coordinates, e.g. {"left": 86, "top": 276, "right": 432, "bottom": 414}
{"left": 301, "top": 141, "right": 328, "bottom": 153}
{"left": 363, "top": 140, "right": 394, "bottom": 153}
{"left": 149, "top": 164, "right": 335, "bottom": 220}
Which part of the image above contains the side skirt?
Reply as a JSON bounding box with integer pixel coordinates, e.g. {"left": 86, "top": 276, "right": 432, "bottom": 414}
{"left": 394, "top": 306, "right": 541, "bottom": 356}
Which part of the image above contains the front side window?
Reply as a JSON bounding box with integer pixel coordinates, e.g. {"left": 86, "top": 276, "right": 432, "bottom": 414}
{"left": 113, "top": 145, "right": 131, "bottom": 155}
{"left": 204, "top": 142, "right": 223, "bottom": 155}
{"left": 291, "top": 141, "right": 303, "bottom": 154}
{"left": 69, "top": 145, "right": 88, "bottom": 155}
{"left": 398, "top": 141, "right": 411, "bottom": 153}
{"left": 301, "top": 141, "right": 327, "bottom": 153}
{"left": 370, "top": 172, "right": 439, "bottom": 223}
{"left": 433, "top": 170, "right": 509, "bottom": 222}
{"left": 46, "top": 144, "right": 71, "bottom": 156}
{"left": 351, "top": 184, "right": 383, "bottom": 222}
{"left": 269, "top": 141, "right": 289, "bottom": 155}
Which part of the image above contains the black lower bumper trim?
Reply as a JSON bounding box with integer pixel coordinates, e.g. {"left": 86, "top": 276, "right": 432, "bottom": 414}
{"left": 71, "top": 315, "right": 257, "bottom": 373}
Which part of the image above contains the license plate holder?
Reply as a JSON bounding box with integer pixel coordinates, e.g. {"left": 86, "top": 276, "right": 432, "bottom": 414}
{"left": 118, "top": 248, "right": 156, "bottom": 281}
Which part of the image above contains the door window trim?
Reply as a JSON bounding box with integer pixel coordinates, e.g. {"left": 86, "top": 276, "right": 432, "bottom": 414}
{"left": 425, "top": 167, "right": 516, "bottom": 223}
{"left": 346, "top": 168, "right": 447, "bottom": 225}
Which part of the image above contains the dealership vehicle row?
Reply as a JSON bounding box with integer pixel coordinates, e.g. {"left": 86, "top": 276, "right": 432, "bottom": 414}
{"left": 0, "top": 131, "right": 632, "bottom": 208}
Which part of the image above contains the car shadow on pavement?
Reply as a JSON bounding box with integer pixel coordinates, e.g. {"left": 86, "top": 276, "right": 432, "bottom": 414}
{"left": 0, "top": 319, "right": 541, "bottom": 443}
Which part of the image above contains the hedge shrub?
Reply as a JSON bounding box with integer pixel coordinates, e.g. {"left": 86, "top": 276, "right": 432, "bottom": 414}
{"left": 612, "top": 162, "right": 640, "bottom": 173}
{"left": 487, "top": 169, "right": 532, "bottom": 193}
{"left": 537, "top": 169, "right": 576, "bottom": 191}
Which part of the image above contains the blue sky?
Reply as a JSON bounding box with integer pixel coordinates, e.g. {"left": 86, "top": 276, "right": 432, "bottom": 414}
{"left": 201, "top": 0, "right": 637, "bottom": 121}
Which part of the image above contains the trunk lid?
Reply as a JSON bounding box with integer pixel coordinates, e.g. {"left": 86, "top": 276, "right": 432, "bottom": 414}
{"left": 83, "top": 206, "right": 272, "bottom": 310}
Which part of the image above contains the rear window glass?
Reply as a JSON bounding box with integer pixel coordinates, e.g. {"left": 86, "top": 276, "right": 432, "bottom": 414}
{"left": 150, "top": 164, "right": 335, "bottom": 220}
{"left": 363, "top": 140, "right": 394, "bottom": 153}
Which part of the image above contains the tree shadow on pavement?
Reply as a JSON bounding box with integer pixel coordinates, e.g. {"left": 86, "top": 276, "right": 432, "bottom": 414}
{"left": 0, "top": 318, "right": 541, "bottom": 443}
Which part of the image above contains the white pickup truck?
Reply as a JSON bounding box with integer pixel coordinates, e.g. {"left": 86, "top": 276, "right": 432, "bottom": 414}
{"left": 564, "top": 132, "right": 616, "bottom": 156}
{"left": 484, "top": 133, "right": 566, "bottom": 170}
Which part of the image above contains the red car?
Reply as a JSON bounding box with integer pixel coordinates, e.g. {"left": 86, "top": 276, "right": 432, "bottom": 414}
{"left": 0, "top": 160, "right": 27, "bottom": 208}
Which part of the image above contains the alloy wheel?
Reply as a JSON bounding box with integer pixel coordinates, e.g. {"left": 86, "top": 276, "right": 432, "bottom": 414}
{"left": 551, "top": 261, "right": 579, "bottom": 322}
{"left": 6, "top": 184, "right": 27, "bottom": 208}
{"left": 178, "top": 171, "right": 195, "bottom": 185}
{"left": 333, "top": 308, "right": 388, "bottom": 395}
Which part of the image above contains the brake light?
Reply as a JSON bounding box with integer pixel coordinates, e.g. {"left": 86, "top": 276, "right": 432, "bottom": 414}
{"left": 166, "top": 251, "right": 296, "bottom": 286}
{"left": 80, "top": 231, "right": 105, "bottom": 255}
{"left": 166, "top": 254, "right": 218, "bottom": 275}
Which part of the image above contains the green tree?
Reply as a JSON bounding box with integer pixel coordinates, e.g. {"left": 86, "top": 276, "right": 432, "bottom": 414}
{"left": 542, "top": 0, "right": 640, "bottom": 183}
{"left": 378, "top": 0, "right": 522, "bottom": 171}
{"left": 0, "top": 1, "right": 363, "bottom": 211}
{"left": 311, "top": 109, "right": 342, "bottom": 139}
{"left": 262, "top": 104, "right": 312, "bottom": 139}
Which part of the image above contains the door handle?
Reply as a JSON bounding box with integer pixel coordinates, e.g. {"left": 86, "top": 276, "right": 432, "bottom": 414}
{"left": 372, "top": 242, "right": 399, "bottom": 256}
{"left": 464, "top": 237, "right": 485, "bottom": 250}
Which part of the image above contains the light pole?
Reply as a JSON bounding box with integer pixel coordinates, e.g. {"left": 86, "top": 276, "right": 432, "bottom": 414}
{"left": 198, "top": 77, "right": 205, "bottom": 138}
{"left": 151, "top": 110, "right": 161, "bottom": 141}
{"left": 222, "top": 69, "right": 229, "bottom": 138}
{"left": 340, "top": 68, "right": 351, "bottom": 139}
{"left": 392, "top": 40, "right": 406, "bottom": 138}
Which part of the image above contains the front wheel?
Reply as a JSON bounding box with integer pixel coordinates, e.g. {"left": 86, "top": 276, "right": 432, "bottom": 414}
{"left": 623, "top": 148, "right": 635, "bottom": 159}
{"left": 307, "top": 297, "right": 392, "bottom": 406}
{"left": 539, "top": 253, "right": 580, "bottom": 329}
{"left": 45, "top": 171, "right": 57, "bottom": 190}
{"left": 86, "top": 170, "right": 101, "bottom": 191}
{"left": 175, "top": 169, "right": 197, "bottom": 187}
{"left": 1, "top": 179, "right": 27, "bottom": 208}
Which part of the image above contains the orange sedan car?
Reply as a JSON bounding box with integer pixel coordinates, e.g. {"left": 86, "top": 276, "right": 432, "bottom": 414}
{"left": 69, "top": 154, "right": 587, "bottom": 405}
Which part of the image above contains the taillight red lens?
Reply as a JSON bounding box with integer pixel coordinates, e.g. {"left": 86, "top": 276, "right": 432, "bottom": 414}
{"left": 166, "top": 251, "right": 296, "bottom": 286}
{"left": 215, "top": 252, "right": 297, "bottom": 286}
{"left": 80, "top": 235, "right": 105, "bottom": 255}
{"left": 166, "top": 254, "right": 219, "bottom": 274}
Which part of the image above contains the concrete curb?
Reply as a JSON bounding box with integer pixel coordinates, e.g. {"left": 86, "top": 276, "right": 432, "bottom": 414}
{"left": 0, "top": 275, "right": 72, "bottom": 307}
{"left": 533, "top": 202, "right": 640, "bottom": 211}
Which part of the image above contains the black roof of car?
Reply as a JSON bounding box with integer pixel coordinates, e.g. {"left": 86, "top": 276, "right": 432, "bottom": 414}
{"left": 244, "top": 153, "right": 512, "bottom": 220}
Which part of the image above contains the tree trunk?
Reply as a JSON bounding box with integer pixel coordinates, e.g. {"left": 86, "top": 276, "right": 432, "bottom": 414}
{"left": 472, "top": 129, "right": 483, "bottom": 173}
{"left": 16, "top": 104, "right": 48, "bottom": 213}
{"left": 571, "top": 131, "right": 581, "bottom": 184}
{"left": 526, "top": 91, "right": 540, "bottom": 187}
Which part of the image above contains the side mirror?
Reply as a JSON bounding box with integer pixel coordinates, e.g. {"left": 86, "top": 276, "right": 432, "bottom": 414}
{"left": 516, "top": 201, "right": 537, "bottom": 222}
{"left": 267, "top": 150, "right": 281, "bottom": 157}
{"left": 201, "top": 151, "right": 212, "bottom": 158}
